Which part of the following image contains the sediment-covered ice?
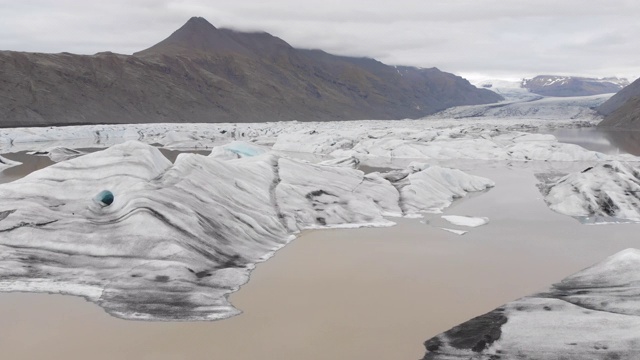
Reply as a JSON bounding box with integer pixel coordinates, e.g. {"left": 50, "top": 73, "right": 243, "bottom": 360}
{"left": 441, "top": 215, "right": 489, "bottom": 227}
{"left": 539, "top": 161, "right": 640, "bottom": 223}
{"left": 422, "top": 248, "right": 640, "bottom": 359}
{"left": 0, "top": 141, "right": 492, "bottom": 320}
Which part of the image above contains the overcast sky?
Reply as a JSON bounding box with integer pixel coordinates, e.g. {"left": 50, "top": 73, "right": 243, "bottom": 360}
{"left": 1, "top": 0, "right": 639, "bottom": 82}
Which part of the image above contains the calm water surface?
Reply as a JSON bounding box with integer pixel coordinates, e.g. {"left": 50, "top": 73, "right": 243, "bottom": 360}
{"left": 549, "top": 127, "right": 640, "bottom": 155}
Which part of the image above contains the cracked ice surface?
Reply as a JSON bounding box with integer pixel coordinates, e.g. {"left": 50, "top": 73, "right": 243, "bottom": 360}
{"left": 0, "top": 141, "right": 493, "bottom": 321}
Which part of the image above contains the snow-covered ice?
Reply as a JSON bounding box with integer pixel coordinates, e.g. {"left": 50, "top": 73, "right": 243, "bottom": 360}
{"left": 423, "top": 248, "right": 640, "bottom": 359}
{"left": 441, "top": 215, "right": 489, "bottom": 227}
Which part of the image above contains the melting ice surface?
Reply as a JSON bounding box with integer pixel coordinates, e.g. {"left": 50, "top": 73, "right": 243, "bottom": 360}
{"left": 441, "top": 215, "right": 489, "bottom": 227}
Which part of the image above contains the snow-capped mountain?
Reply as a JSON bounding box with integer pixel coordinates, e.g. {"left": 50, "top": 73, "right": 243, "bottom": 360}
{"left": 473, "top": 79, "right": 540, "bottom": 101}
{"left": 522, "top": 75, "right": 629, "bottom": 97}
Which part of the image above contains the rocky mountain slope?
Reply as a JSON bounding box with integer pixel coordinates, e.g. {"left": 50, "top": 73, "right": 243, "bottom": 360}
{"left": 597, "top": 76, "right": 640, "bottom": 129}
{"left": 0, "top": 17, "right": 501, "bottom": 128}
{"left": 522, "top": 75, "right": 628, "bottom": 97}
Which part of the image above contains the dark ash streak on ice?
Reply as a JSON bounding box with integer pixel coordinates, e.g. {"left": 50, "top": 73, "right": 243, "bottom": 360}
{"left": 422, "top": 249, "right": 640, "bottom": 360}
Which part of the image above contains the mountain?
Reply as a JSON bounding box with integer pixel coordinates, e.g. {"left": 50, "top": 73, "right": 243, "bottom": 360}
{"left": 596, "top": 76, "right": 640, "bottom": 129}
{"left": 596, "top": 77, "right": 640, "bottom": 129}
{"left": 522, "top": 75, "right": 628, "bottom": 97}
{"left": 0, "top": 17, "right": 502, "bottom": 128}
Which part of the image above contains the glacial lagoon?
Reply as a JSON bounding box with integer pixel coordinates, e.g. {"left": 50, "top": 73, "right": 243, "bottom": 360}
{"left": 1, "top": 124, "right": 640, "bottom": 358}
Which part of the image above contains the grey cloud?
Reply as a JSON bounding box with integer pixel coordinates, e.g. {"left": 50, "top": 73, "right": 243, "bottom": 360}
{"left": 0, "top": 0, "right": 639, "bottom": 80}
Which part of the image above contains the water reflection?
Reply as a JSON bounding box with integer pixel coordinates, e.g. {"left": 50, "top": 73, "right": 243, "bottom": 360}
{"left": 601, "top": 130, "right": 640, "bottom": 156}
{"left": 549, "top": 127, "right": 640, "bottom": 156}
{"left": 0, "top": 152, "right": 55, "bottom": 184}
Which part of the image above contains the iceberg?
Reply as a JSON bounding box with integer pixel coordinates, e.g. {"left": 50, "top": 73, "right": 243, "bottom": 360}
{"left": 440, "top": 228, "right": 468, "bottom": 235}
{"left": 539, "top": 161, "right": 640, "bottom": 223}
{"left": 28, "top": 147, "right": 86, "bottom": 162}
{"left": 422, "top": 249, "right": 640, "bottom": 359}
{"left": 441, "top": 215, "right": 489, "bottom": 227}
{"left": 0, "top": 155, "right": 21, "bottom": 171}
{"left": 0, "top": 141, "right": 492, "bottom": 320}
{"left": 381, "top": 163, "right": 495, "bottom": 215}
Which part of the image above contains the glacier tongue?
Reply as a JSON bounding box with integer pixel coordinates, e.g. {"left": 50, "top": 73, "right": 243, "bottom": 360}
{"left": 0, "top": 141, "right": 493, "bottom": 320}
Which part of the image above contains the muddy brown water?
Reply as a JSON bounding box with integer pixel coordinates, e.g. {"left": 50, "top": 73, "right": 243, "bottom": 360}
{"left": 1, "top": 157, "right": 640, "bottom": 359}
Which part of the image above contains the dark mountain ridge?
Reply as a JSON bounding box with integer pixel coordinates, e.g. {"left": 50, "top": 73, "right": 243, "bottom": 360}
{"left": 0, "top": 17, "right": 502, "bottom": 127}
{"left": 597, "top": 76, "right": 640, "bottom": 129}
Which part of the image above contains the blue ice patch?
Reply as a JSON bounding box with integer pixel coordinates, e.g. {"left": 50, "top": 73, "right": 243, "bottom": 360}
{"left": 95, "top": 190, "right": 114, "bottom": 206}
{"left": 223, "top": 142, "right": 266, "bottom": 157}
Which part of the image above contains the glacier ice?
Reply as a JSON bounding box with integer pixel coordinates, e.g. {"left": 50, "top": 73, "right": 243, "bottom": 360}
{"left": 441, "top": 215, "right": 489, "bottom": 227}
{"left": 28, "top": 147, "right": 86, "bottom": 162}
{"left": 539, "top": 161, "right": 640, "bottom": 223}
{"left": 422, "top": 248, "right": 640, "bottom": 359}
{"left": 440, "top": 228, "right": 468, "bottom": 235}
{"left": 0, "top": 141, "right": 493, "bottom": 320}
{"left": 0, "top": 155, "right": 21, "bottom": 171}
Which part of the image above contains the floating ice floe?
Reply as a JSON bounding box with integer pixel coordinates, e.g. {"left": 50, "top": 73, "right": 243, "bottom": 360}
{"left": 539, "top": 161, "right": 640, "bottom": 224}
{"left": 440, "top": 228, "right": 468, "bottom": 235}
{"left": 422, "top": 248, "right": 640, "bottom": 359}
{"left": 27, "top": 147, "right": 86, "bottom": 162}
{"left": 0, "top": 155, "right": 21, "bottom": 171}
{"left": 381, "top": 162, "right": 495, "bottom": 215}
{"left": 0, "top": 141, "right": 492, "bottom": 321}
{"left": 441, "top": 215, "right": 489, "bottom": 227}
{"left": 317, "top": 156, "right": 360, "bottom": 168}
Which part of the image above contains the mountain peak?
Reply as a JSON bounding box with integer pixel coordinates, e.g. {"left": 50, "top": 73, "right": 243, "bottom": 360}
{"left": 183, "top": 16, "right": 218, "bottom": 31}
{"left": 134, "top": 16, "right": 250, "bottom": 57}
